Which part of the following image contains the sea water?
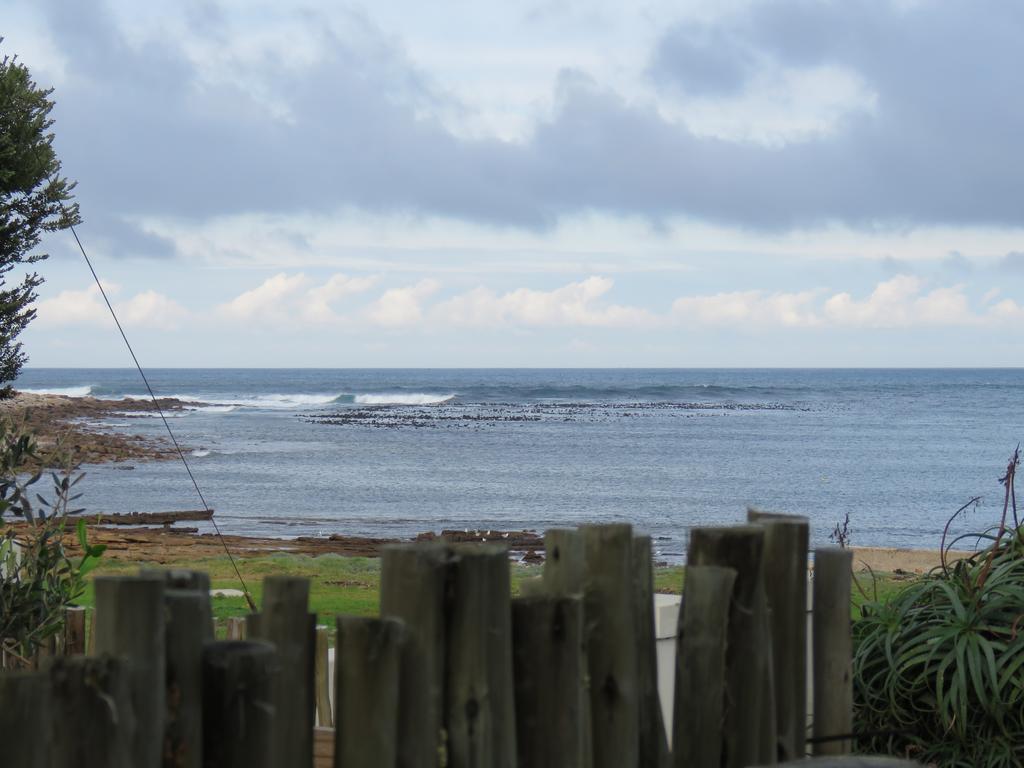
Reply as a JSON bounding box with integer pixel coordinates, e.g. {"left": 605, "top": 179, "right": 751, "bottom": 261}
{"left": 13, "top": 368, "right": 1024, "bottom": 560}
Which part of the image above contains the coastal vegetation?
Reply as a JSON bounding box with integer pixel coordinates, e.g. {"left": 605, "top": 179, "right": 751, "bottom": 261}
{"left": 0, "top": 424, "right": 104, "bottom": 667}
{"left": 853, "top": 450, "right": 1024, "bottom": 766}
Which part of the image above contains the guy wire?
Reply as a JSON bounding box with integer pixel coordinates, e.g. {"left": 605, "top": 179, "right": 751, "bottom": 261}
{"left": 62, "top": 220, "right": 257, "bottom": 612}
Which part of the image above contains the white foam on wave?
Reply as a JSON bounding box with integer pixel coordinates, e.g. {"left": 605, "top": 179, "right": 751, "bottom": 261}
{"left": 170, "top": 393, "right": 340, "bottom": 409}
{"left": 354, "top": 393, "right": 455, "bottom": 406}
{"left": 19, "top": 385, "right": 93, "bottom": 397}
{"left": 191, "top": 449, "right": 211, "bottom": 458}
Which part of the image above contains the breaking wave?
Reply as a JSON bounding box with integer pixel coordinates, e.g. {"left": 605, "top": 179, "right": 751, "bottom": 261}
{"left": 19, "top": 385, "right": 94, "bottom": 397}
{"left": 169, "top": 392, "right": 456, "bottom": 409}
{"left": 352, "top": 393, "right": 456, "bottom": 406}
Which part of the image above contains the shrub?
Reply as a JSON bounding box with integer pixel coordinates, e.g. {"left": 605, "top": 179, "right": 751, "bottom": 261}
{"left": 0, "top": 423, "right": 104, "bottom": 667}
{"left": 853, "top": 451, "right": 1024, "bottom": 767}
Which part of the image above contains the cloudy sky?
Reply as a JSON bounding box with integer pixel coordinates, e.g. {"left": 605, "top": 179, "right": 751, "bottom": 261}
{"left": 7, "top": 0, "right": 1024, "bottom": 367}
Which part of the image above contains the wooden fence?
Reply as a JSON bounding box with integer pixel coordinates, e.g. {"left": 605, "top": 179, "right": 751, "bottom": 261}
{"left": 0, "top": 519, "right": 921, "bottom": 767}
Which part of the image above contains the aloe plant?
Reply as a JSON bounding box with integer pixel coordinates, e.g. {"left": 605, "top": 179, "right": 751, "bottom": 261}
{"left": 853, "top": 450, "right": 1024, "bottom": 767}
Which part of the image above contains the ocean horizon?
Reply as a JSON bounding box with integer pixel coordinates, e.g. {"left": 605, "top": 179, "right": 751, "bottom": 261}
{"left": 13, "top": 367, "right": 1023, "bottom": 561}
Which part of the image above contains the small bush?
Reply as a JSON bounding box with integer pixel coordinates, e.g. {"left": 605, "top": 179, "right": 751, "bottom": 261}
{"left": 0, "top": 424, "right": 104, "bottom": 667}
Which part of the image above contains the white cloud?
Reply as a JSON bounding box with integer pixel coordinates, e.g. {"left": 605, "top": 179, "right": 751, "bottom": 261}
{"left": 219, "top": 273, "right": 311, "bottom": 323}
{"left": 367, "top": 279, "right": 441, "bottom": 327}
{"left": 673, "top": 276, "right": 1024, "bottom": 329}
{"left": 118, "top": 290, "right": 189, "bottom": 330}
{"left": 218, "top": 272, "right": 375, "bottom": 325}
{"left": 35, "top": 285, "right": 111, "bottom": 328}
{"left": 987, "top": 298, "right": 1024, "bottom": 323}
{"left": 672, "top": 288, "right": 820, "bottom": 327}
{"left": 433, "top": 276, "right": 657, "bottom": 328}
{"left": 35, "top": 283, "right": 187, "bottom": 330}
{"left": 822, "top": 276, "right": 975, "bottom": 328}
{"left": 303, "top": 274, "right": 378, "bottom": 324}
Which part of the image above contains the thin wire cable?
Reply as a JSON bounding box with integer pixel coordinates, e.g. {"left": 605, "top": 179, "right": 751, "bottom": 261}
{"left": 33, "top": 169, "right": 258, "bottom": 614}
{"left": 65, "top": 221, "right": 256, "bottom": 610}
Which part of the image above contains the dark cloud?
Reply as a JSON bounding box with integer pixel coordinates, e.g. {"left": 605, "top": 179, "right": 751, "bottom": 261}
{"left": 998, "top": 252, "right": 1024, "bottom": 273}
{"left": 648, "top": 23, "right": 754, "bottom": 95}
{"left": 21, "top": 0, "right": 1024, "bottom": 250}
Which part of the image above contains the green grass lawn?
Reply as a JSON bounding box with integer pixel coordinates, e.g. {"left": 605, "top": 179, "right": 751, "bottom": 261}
{"left": 75, "top": 552, "right": 899, "bottom": 637}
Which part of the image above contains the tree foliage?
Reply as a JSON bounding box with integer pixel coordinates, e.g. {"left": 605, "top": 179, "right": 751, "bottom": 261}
{"left": 0, "top": 48, "right": 80, "bottom": 393}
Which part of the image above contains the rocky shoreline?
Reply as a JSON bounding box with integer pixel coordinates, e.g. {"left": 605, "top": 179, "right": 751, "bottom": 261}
{"left": 0, "top": 391, "right": 193, "bottom": 467}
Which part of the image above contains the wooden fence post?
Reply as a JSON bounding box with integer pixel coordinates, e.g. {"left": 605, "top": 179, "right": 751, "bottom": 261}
{"left": 379, "top": 542, "right": 449, "bottom": 768}
{"left": 142, "top": 568, "right": 214, "bottom": 640}
{"left": 164, "top": 589, "right": 206, "bottom": 768}
{"left": 0, "top": 671, "right": 51, "bottom": 768}
{"left": 50, "top": 655, "right": 135, "bottom": 768}
{"left": 315, "top": 625, "right": 333, "bottom": 727}
{"left": 580, "top": 523, "right": 639, "bottom": 768}
{"left": 333, "top": 616, "right": 405, "bottom": 768}
{"left": 445, "top": 543, "right": 518, "bottom": 768}
{"left": 544, "top": 528, "right": 585, "bottom": 595}
{"left": 673, "top": 565, "right": 736, "bottom": 768}
{"left": 543, "top": 527, "right": 593, "bottom": 768}
{"left": 748, "top": 510, "right": 810, "bottom": 761}
{"left": 63, "top": 605, "right": 87, "bottom": 655}
{"left": 688, "top": 526, "right": 771, "bottom": 768}
{"left": 201, "top": 641, "right": 276, "bottom": 768}
{"left": 511, "top": 594, "right": 588, "bottom": 768}
{"left": 812, "top": 548, "right": 853, "bottom": 756}
{"left": 248, "top": 576, "right": 315, "bottom": 768}
{"left": 226, "top": 616, "right": 247, "bottom": 641}
{"left": 87, "top": 607, "right": 96, "bottom": 655}
{"left": 93, "top": 574, "right": 166, "bottom": 768}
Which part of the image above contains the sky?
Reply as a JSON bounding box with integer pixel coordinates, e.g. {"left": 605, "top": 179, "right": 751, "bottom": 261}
{"left": 6, "top": 0, "right": 1024, "bottom": 367}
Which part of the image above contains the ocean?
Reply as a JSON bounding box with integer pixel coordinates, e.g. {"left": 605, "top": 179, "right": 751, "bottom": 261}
{"left": 12, "top": 368, "right": 1023, "bottom": 561}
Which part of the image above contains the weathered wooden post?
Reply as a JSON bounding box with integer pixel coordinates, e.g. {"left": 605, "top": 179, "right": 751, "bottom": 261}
{"left": 226, "top": 616, "right": 247, "bottom": 641}
{"left": 543, "top": 527, "right": 593, "bottom": 768}
{"left": 0, "top": 671, "right": 51, "bottom": 768}
{"left": 812, "top": 548, "right": 853, "bottom": 756}
{"left": 673, "top": 565, "right": 736, "bottom": 768}
{"left": 142, "top": 568, "right": 214, "bottom": 640}
{"left": 201, "top": 641, "right": 276, "bottom": 768}
{"left": 94, "top": 574, "right": 166, "bottom": 768}
{"left": 333, "top": 616, "right": 405, "bottom": 767}
{"left": 248, "top": 576, "right": 316, "bottom": 768}
{"left": 379, "top": 542, "right": 449, "bottom": 768}
{"left": 63, "top": 605, "right": 87, "bottom": 655}
{"left": 748, "top": 510, "right": 810, "bottom": 761}
{"left": 688, "top": 526, "right": 771, "bottom": 768}
{"left": 315, "top": 625, "right": 333, "bottom": 727}
{"left": 164, "top": 589, "right": 207, "bottom": 768}
{"left": 633, "top": 535, "right": 670, "bottom": 768}
{"left": 544, "top": 528, "right": 586, "bottom": 594}
{"left": 50, "top": 655, "right": 135, "bottom": 768}
{"left": 142, "top": 567, "right": 215, "bottom": 768}
{"left": 580, "top": 523, "right": 638, "bottom": 768}
{"left": 445, "top": 543, "right": 518, "bottom": 768}
{"left": 87, "top": 607, "right": 96, "bottom": 654}
{"left": 511, "top": 594, "right": 588, "bottom": 768}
